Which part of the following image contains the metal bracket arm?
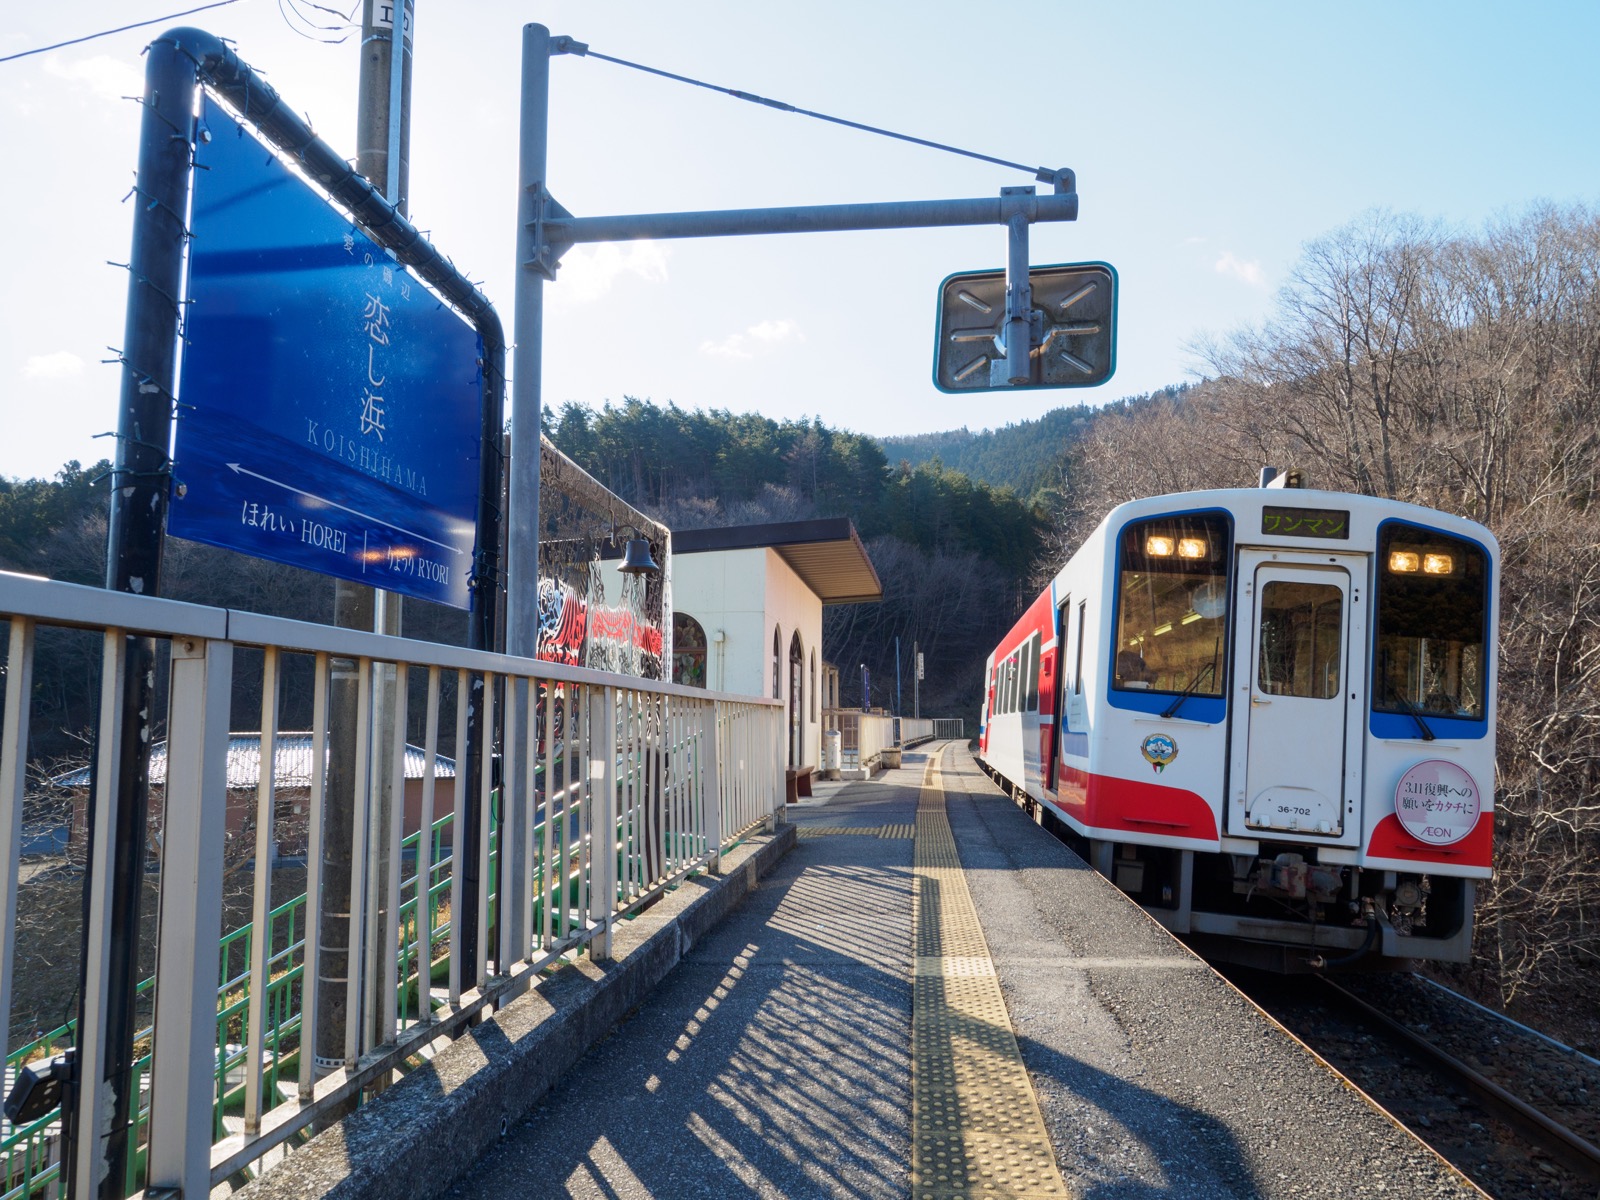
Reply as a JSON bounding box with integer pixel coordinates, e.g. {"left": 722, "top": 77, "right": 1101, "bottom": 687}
{"left": 523, "top": 185, "right": 573, "bottom": 280}
{"left": 534, "top": 188, "right": 1078, "bottom": 248}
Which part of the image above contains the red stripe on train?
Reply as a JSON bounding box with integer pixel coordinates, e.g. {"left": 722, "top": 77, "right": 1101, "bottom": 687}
{"left": 1365, "top": 813, "right": 1492, "bottom": 869}
{"left": 1053, "top": 766, "right": 1218, "bottom": 841}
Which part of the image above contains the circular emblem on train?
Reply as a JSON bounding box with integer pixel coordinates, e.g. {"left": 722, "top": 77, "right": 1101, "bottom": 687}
{"left": 1140, "top": 733, "right": 1178, "bottom": 774}
{"left": 1394, "top": 760, "right": 1482, "bottom": 845}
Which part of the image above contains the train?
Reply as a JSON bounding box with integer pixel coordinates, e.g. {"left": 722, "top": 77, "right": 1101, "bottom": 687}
{"left": 977, "top": 478, "right": 1497, "bottom": 970}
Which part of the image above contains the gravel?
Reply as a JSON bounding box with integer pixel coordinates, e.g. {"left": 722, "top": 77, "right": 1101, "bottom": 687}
{"left": 1234, "top": 968, "right": 1600, "bottom": 1199}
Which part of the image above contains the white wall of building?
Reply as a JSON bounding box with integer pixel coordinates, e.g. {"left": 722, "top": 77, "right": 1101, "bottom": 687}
{"left": 671, "top": 547, "right": 824, "bottom": 769}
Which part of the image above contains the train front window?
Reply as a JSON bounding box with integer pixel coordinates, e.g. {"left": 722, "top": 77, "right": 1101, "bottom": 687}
{"left": 1375, "top": 525, "right": 1488, "bottom": 721}
{"left": 1114, "top": 513, "right": 1231, "bottom": 696}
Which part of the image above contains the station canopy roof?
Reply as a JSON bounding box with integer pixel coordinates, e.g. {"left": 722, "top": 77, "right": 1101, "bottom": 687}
{"left": 671, "top": 518, "right": 883, "bottom": 604}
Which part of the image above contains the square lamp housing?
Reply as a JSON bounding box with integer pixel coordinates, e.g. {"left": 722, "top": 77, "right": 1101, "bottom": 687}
{"left": 933, "top": 261, "right": 1117, "bottom": 393}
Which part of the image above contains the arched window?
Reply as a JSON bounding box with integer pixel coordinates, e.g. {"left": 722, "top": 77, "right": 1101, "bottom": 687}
{"left": 772, "top": 626, "right": 781, "bottom": 699}
{"left": 789, "top": 631, "right": 805, "bottom": 767}
{"left": 672, "top": 613, "right": 707, "bottom": 688}
{"left": 810, "top": 650, "right": 818, "bottom": 722}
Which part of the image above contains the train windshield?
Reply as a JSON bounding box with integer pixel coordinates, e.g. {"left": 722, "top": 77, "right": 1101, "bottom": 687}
{"left": 1114, "top": 513, "right": 1231, "bottom": 696}
{"left": 1374, "top": 524, "right": 1488, "bottom": 721}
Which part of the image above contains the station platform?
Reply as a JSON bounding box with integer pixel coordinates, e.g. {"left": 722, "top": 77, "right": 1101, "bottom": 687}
{"left": 418, "top": 742, "right": 1479, "bottom": 1200}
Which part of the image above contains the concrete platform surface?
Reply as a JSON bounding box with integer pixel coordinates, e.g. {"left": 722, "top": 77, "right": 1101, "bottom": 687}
{"left": 437, "top": 743, "right": 1481, "bottom": 1200}
{"left": 942, "top": 748, "right": 1479, "bottom": 1199}
{"left": 234, "top": 823, "right": 795, "bottom": 1200}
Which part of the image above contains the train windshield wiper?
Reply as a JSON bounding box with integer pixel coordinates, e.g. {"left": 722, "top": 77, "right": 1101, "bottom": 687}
{"left": 1384, "top": 675, "right": 1436, "bottom": 741}
{"left": 1161, "top": 661, "right": 1216, "bottom": 719}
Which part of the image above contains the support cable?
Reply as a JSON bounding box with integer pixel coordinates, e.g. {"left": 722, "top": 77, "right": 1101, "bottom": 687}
{"left": 573, "top": 45, "right": 1067, "bottom": 186}
{"left": 0, "top": 1, "right": 243, "bottom": 64}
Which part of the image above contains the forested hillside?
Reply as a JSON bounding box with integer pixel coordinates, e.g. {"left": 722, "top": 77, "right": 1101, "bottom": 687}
{"left": 877, "top": 384, "right": 1188, "bottom": 500}
{"left": 547, "top": 400, "right": 1045, "bottom": 716}
{"left": 1056, "top": 205, "right": 1600, "bottom": 1026}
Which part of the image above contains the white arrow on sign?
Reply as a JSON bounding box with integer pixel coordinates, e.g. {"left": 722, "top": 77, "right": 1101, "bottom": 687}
{"left": 226, "top": 462, "right": 464, "bottom": 555}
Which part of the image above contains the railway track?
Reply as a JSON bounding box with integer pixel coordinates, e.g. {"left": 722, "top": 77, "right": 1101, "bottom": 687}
{"left": 1226, "top": 968, "right": 1600, "bottom": 1198}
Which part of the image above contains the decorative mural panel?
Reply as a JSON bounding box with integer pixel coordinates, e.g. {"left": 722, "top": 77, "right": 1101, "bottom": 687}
{"left": 532, "top": 437, "right": 669, "bottom": 679}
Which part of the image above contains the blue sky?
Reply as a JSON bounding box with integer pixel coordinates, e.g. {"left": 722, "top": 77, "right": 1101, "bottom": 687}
{"left": 2, "top": 1, "right": 1597, "bottom": 480}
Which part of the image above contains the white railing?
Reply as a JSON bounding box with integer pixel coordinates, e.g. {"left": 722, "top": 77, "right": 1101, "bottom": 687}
{"left": 0, "top": 571, "right": 782, "bottom": 1199}
{"left": 822, "top": 710, "right": 897, "bottom": 771}
{"left": 819, "top": 714, "right": 963, "bottom": 770}
{"left": 898, "top": 718, "right": 934, "bottom": 745}
{"left": 896, "top": 718, "right": 964, "bottom": 746}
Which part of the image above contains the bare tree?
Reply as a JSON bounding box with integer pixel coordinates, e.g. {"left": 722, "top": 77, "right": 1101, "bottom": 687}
{"left": 1054, "top": 202, "right": 1600, "bottom": 1017}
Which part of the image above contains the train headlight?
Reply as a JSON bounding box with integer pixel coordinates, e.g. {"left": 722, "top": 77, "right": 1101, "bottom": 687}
{"left": 1422, "top": 552, "right": 1454, "bottom": 575}
{"left": 1388, "top": 550, "right": 1420, "bottom": 573}
{"left": 1146, "top": 535, "right": 1175, "bottom": 557}
{"left": 1177, "top": 537, "right": 1207, "bottom": 559}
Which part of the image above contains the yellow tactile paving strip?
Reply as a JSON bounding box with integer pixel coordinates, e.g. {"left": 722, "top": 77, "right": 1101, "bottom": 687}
{"left": 912, "top": 751, "right": 1072, "bottom": 1200}
{"left": 796, "top": 824, "right": 916, "bottom": 840}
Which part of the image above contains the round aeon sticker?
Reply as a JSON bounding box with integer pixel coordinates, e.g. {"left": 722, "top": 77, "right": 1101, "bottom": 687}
{"left": 1394, "top": 760, "right": 1483, "bottom": 845}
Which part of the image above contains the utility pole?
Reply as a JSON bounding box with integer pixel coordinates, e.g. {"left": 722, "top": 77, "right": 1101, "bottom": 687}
{"left": 318, "top": 0, "right": 413, "bottom": 1086}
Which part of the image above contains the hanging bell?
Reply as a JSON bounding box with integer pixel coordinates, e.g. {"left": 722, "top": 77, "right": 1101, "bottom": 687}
{"left": 618, "top": 537, "right": 660, "bottom": 575}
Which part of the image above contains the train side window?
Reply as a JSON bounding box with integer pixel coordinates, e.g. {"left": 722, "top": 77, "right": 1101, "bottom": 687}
{"left": 1025, "top": 633, "right": 1041, "bottom": 711}
{"left": 1074, "top": 601, "right": 1087, "bottom": 696}
{"left": 1374, "top": 524, "right": 1488, "bottom": 721}
{"left": 1113, "top": 512, "right": 1230, "bottom": 698}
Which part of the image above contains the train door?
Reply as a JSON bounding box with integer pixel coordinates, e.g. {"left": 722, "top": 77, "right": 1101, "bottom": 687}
{"left": 1227, "top": 550, "right": 1366, "bottom": 844}
{"left": 1046, "top": 599, "right": 1070, "bottom": 791}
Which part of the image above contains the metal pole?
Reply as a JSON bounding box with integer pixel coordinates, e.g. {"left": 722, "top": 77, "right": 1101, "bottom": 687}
{"left": 321, "top": 0, "right": 414, "bottom": 1082}
{"left": 508, "top": 22, "right": 551, "bottom": 660}
{"left": 80, "top": 31, "right": 196, "bottom": 1198}
{"left": 1005, "top": 205, "right": 1032, "bottom": 384}
{"left": 896, "top": 635, "right": 901, "bottom": 717}
{"left": 498, "top": 26, "right": 552, "bottom": 985}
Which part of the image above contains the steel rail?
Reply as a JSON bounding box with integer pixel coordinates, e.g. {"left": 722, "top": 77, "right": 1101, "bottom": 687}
{"left": 1316, "top": 977, "right": 1600, "bottom": 1183}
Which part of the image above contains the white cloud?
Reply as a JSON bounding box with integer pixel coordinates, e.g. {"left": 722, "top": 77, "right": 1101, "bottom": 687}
{"left": 44, "top": 55, "right": 144, "bottom": 102}
{"left": 553, "top": 241, "right": 669, "bottom": 306}
{"left": 699, "top": 319, "right": 804, "bottom": 361}
{"left": 22, "top": 351, "right": 85, "bottom": 381}
{"left": 1184, "top": 236, "right": 1207, "bottom": 245}
{"left": 1214, "top": 251, "right": 1267, "bottom": 288}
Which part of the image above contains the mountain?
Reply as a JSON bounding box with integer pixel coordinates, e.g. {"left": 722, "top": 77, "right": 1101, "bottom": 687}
{"left": 877, "top": 384, "right": 1191, "bottom": 500}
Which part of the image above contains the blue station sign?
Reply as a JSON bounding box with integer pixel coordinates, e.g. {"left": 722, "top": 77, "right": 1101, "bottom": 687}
{"left": 169, "top": 97, "right": 482, "bottom": 608}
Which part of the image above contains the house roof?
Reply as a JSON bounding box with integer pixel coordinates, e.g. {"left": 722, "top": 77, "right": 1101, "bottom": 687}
{"left": 671, "top": 518, "right": 883, "bottom": 604}
{"left": 51, "top": 732, "right": 456, "bottom": 791}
